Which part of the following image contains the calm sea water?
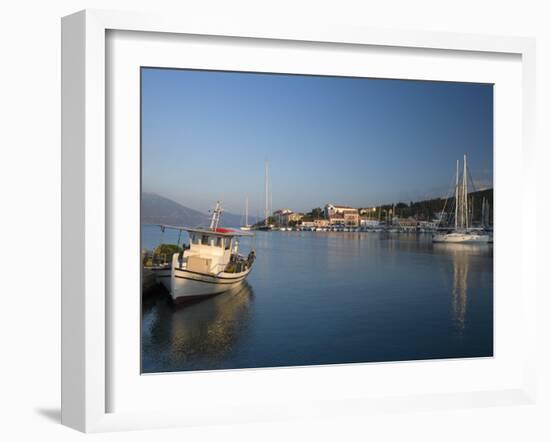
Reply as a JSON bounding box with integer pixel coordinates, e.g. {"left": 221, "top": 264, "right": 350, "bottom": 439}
{"left": 141, "top": 225, "right": 493, "bottom": 373}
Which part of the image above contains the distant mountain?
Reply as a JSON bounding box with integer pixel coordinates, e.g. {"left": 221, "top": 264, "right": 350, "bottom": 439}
{"left": 141, "top": 193, "right": 255, "bottom": 227}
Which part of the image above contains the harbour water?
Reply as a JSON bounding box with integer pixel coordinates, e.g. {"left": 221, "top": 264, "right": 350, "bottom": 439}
{"left": 141, "top": 225, "right": 493, "bottom": 373}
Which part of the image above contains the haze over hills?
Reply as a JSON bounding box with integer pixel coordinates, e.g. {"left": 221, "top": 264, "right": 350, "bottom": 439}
{"left": 141, "top": 192, "right": 257, "bottom": 227}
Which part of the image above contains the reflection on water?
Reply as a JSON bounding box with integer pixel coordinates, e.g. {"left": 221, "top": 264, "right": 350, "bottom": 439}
{"left": 142, "top": 227, "right": 493, "bottom": 373}
{"left": 452, "top": 248, "right": 469, "bottom": 334}
{"left": 434, "top": 244, "right": 491, "bottom": 338}
{"left": 142, "top": 283, "right": 254, "bottom": 372}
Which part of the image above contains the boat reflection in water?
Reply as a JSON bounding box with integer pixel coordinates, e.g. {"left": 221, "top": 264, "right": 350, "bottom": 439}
{"left": 142, "top": 282, "right": 254, "bottom": 373}
{"left": 433, "top": 243, "right": 492, "bottom": 338}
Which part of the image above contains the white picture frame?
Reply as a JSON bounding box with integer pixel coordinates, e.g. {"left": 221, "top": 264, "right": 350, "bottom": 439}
{"left": 61, "top": 9, "right": 537, "bottom": 433}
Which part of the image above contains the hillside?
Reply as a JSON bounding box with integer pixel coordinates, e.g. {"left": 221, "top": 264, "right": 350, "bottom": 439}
{"left": 378, "top": 188, "right": 493, "bottom": 223}
{"left": 141, "top": 193, "right": 255, "bottom": 227}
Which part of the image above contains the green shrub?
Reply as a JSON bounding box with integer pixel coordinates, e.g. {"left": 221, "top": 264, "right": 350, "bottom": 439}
{"left": 153, "top": 243, "right": 182, "bottom": 260}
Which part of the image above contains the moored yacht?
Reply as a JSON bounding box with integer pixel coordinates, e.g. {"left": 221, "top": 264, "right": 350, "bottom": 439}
{"left": 433, "top": 155, "right": 490, "bottom": 244}
{"left": 432, "top": 231, "right": 490, "bottom": 243}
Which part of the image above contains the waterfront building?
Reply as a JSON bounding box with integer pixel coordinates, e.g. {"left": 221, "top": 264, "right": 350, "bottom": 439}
{"left": 343, "top": 212, "right": 359, "bottom": 226}
{"left": 273, "top": 209, "right": 303, "bottom": 226}
{"left": 328, "top": 214, "right": 345, "bottom": 225}
{"left": 394, "top": 217, "right": 418, "bottom": 230}
{"left": 283, "top": 212, "right": 303, "bottom": 225}
{"left": 273, "top": 208, "right": 293, "bottom": 216}
{"left": 325, "top": 203, "right": 356, "bottom": 218}
{"left": 313, "top": 219, "right": 330, "bottom": 228}
{"left": 325, "top": 203, "right": 359, "bottom": 226}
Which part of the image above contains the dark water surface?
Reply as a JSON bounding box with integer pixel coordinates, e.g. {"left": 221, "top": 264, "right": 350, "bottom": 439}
{"left": 141, "top": 225, "right": 493, "bottom": 373}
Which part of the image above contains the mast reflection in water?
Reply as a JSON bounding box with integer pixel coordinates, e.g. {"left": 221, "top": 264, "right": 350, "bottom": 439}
{"left": 434, "top": 243, "right": 492, "bottom": 339}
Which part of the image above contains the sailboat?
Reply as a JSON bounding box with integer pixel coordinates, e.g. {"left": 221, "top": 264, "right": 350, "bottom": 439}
{"left": 433, "top": 155, "right": 490, "bottom": 244}
{"left": 240, "top": 197, "right": 252, "bottom": 231}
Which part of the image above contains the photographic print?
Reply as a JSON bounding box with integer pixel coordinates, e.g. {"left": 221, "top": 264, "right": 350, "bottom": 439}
{"left": 140, "top": 68, "right": 493, "bottom": 373}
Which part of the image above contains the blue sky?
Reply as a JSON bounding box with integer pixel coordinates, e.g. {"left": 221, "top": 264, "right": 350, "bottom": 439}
{"left": 141, "top": 68, "right": 493, "bottom": 215}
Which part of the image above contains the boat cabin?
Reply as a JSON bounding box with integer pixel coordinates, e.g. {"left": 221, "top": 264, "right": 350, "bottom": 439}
{"left": 178, "top": 227, "right": 251, "bottom": 275}
{"left": 188, "top": 228, "right": 238, "bottom": 257}
{"left": 159, "top": 202, "right": 254, "bottom": 277}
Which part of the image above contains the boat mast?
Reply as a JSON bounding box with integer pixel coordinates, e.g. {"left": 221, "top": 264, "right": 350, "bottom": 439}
{"left": 455, "top": 160, "right": 460, "bottom": 230}
{"left": 462, "top": 155, "right": 468, "bottom": 229}
{"left": 209, "top": 201, "right": 223, "bottom": 230}
{"left": 483, "top": 198, "right": 490, "bottom": 227}
{"left": 245, "top": 197, "right": 249, "bottom": 226}
{"left": 264, "top": 161, "right": 269, "bottom": 226}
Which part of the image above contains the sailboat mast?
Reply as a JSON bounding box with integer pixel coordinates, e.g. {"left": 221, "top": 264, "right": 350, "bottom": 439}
{"left": 455, "top": 159, "right": 459, "bottom": 230}
{"left": 245, "top": 197, "right": 249, "bottom": 226}
{"left": 463, "top": 154, "right": 468, "bottom": 229}
{"left": 264, "top": 161, "right": 269, "bottom": 226}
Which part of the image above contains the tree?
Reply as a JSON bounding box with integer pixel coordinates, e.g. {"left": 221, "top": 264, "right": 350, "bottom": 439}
{"left": 154, "top": 243, "right": 182, "bottom": 260}
{"left": 310, "top": 207, "right": 324, "bottom": 219}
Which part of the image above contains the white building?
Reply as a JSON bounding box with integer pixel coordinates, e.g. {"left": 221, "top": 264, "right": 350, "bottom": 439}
{"left": 324, "top": 203, "right": 356, "bottom": 218}
{"left": 324, "top": 204, "right": 359, "bottom": 226}
{"left": 273, "top": 209, "right": 303, "bottom": 226}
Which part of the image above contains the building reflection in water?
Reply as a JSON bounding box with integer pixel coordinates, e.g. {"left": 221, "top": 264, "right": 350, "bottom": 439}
{"left": 148, "top": 282, "right": 255, "bottom": 369}
{"left": 433, "top": 243, "right": 489, "bottom": 337}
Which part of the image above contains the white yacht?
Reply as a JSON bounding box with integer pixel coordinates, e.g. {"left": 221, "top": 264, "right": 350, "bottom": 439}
{"left": 159, "top": 202, "right": 256, "bottom": 304}
{"left": 433, "top": 155, "right": 490, "bottom": 244}
{"left": 433, "top": 231, "right": 489, "bottom": 243}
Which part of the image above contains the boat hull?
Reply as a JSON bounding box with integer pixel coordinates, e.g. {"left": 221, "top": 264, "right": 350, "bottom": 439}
{"left": 432, "top": 232, "right": 490, "bottom": 244}
{"left": 171, "top": 267, "right": 251, "bottom": 303}
{"left": 142, "top": 264, "right": 171, "bottom": 292}
{"left": 155, "top": 267, "right": 172, "bottom": 292}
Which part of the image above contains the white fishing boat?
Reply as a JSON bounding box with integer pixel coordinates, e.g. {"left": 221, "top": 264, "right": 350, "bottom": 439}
{"left": 159, "top": 202, "right": 256, "bottom": 304}
{"left": 433, "top": 155, "right": 490, "bottom": 244}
